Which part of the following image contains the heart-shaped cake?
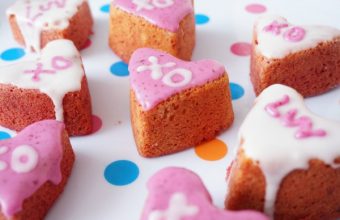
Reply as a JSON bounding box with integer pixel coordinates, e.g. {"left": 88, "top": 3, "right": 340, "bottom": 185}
{"left": 251, "top": 15, "right": 340, "bottom": 97}
{"left": 141, "top": 167, "right": 269, "bottom": 220}
{"left": 0, "top": 120, "right": 75, "bottom": 220}
{"left": 226, "top": 84, "right": 340, "bottom": 219}
{"left": 6, "top": 0, "right": 93, "bottom": 52}
{"left": 0, "top": 39, "right": 92, "bottom": 136}
{"left": 129, "top": 48, "right": 234, "bottom": 157}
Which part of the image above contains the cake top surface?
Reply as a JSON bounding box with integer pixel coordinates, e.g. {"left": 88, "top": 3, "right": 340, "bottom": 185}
{"left": 0, "top": 39, "right": 84, "bottom": 121}
{"left": 0, "top": 120, "right": 65, "bottom": 217}
{"left": 129, "top": 48, "right": 225, "bottom": 111}
{"left": 141, "top": 167, "right": 269, "bottom": 220}
{"left": 239, "top": 84, "right": 340, "bottom": 215}
{"left": 255, "top": 15, "right": 340, "bottom": 58}
{"left": 113, "top": 0, "right": 193, "bottom": 32}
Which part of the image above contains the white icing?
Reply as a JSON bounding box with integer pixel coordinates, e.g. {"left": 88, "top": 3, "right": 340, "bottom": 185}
{"left": 239, "top": 84, "right": 340, "bottom": 216}
{"left": 255, "top": 15, "right": 340, "bottom": 58}
{"left": 0, "top": 39, "right": 84, "bottom": 121}
{"left": 137, "top": 56, "right": 192, "bottom": 88}
{"left": 148, "top": 193, "right": 198, "bottom": 220}
{"left": 0, "top": 146, "right": 9, "bottom": 171}
{"left": 11, "top": 145, "right": 38, "bottom": 173}
{"left": 6, "top": 0, "right": 86, "bottom": 52}
{"left": 132, "top": 0, "right": 174, "bottom": 11}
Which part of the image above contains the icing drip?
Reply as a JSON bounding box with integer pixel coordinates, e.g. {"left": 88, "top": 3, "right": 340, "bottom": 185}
{"left": 0, "top": 120, "right": 65, "bottom": 217}
{"left": 239, "top": 84, "right": 340, "bottom": 217}
{"left": 6, "top": 0, "right": 85, "bottom": 52}
{"left": 129, "top": 48, "right": 225, "bottom": 111}
{"left": 255, "top": 15, "right": 340, "bottom": 58}
{"left": 114, "top": 0, "right": 193, "bottom": 32}
{"left": 0, "top": 40, "right": 84, "bottom": 121}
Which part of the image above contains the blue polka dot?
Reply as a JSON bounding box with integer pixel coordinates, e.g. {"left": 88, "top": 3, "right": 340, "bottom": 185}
{"left": 229, "top": 83, "right": 245, "bottom": 100}
{"left": 195, "top": 14, "right": 210, "bottom": 25}
{"left": 110, "top": 61, "right": 129, "bottom": 77}
{"left": 104, "top": 160, "right": 139, "bottom": 186}
{"left": 0, "top": 131, "right": 11, "bottom": 140}
{"left": 100, "top": 4, "right": 110, "bottom": 13}
{"left": 0, "top": 48, "right": 25, "bottom": 61}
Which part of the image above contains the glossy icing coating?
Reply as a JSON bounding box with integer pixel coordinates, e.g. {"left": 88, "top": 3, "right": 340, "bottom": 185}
{"left": 255, "top": 15, "right": 340, "bottom": 58}
{"left": 113, "top": 0, "right": 193, "bottom": 32}
{"left": 239, "top": 84, "right": 340, "bottom": 216}
{"left": 0, "top": 120, "right": 65, "bottom": 217}
{"left": 6, "top": 0, "right": 86, "bottom": 52}
{"left": 141, "top": 167, "right": 269, "bottom": 220}
{"left": 0, "top": 39, "right": 84, "bottom": 121}
{"left": 129, "top": 48, "right": 225, "bottom": 111}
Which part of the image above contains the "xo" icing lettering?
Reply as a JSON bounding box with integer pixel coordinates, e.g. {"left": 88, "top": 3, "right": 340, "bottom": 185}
{"left": 0, "top": 145, "right": 39, "bottom": 173}
{"left": 137, "top": 56, "right": 192, "bottom": 88}
{"left": 263, "top": 20, "right": 306, "bottom": 42}
{"left": 265, "top": 95, "right": 327, "bottom": 139}
{"left": 132, "top": 0, "right": 174, "bottom": 11}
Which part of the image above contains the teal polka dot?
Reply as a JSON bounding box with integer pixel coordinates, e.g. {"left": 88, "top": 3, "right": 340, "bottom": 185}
{"left": 229, "top": 83, "right": 245, "bottom": 100}
{"left": 0, "top": 131, "right": 11, "bottom": 140}
{"left": 195, "top": 14, "right": 210, "bottom": 25}
{"left": 100, "top": 4, "right": 110, "bottom": 13}
{"left": 1, "top": 48, "right": 25, "bottom": 61}
{"left": 110, "top": 61, "right": 129, "bottom": 77}
{"left": 104, "top": 160, "right": 139, "bottom": 186}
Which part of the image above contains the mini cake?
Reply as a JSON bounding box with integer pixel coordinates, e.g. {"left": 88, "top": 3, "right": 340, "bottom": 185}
{"left": 129, "top": 48, "right": 234, "bottom": 157}
{"left": 109, "top": 0, "right": 195, "bottom": 63}
{"left": 0, "top": 120, "right": 75, "bottom": 220}
{"left": 251, "top": 15, "right": 340, "bottom": 97}
{"left": 7, "top": 0, "right": 93, "bottom": 52}
{"left": 141, "top": 167, "right": 269, "bottom": 220}
{"left": 0, "top": 39, "right": 92, "bottom": 136}
{"left": 225, "top": 84, "right": 340, "bottom": 219}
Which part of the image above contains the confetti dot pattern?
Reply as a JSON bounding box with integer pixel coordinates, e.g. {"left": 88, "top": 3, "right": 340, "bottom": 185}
{"left": 195, "top": 139, "right": 228, "bottom": 161}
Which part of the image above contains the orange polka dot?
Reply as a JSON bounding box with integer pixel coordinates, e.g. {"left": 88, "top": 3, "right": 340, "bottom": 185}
{"left": 195, "top": 139, "right": 228, "bottom": 161}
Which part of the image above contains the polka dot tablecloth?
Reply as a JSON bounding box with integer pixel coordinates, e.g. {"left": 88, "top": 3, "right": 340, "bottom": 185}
{"left": 0, "top": 0, "right": 339, "bottom": 219}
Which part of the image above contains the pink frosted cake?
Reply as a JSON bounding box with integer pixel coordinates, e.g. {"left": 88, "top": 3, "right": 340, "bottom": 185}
{"left": 0, "top": 39, "right": 92, "bottom": 136}
{"left": 129, "top": 48, "right": 234, "bottom": 157}
{"left": 225, "top": 84, "right": 340, "bottom": 219}
{"left": 0, "top": 120, "right": 75, "bottom": 220}
{"left": 141, "top": 167, "right": 269, "bottom": 220}
{"left": 109, "top": 0, "right": 195, "bottom": 62}
{"left": 251, "top": 15, "right": 340, "bottom": 97}
{"left": 6, "top": 0, "right": 93, "bottom": 52}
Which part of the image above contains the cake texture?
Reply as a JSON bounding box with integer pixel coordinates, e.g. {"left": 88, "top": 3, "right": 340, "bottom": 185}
{"left": 225, "top": 84, "right": 340, "bottom": 220}
{"left": 7, "top": 0, "right": 93, "bottom": 52}
{"left": 109, "top": 0, "right": 195, "bottom": 63}
{"left": 0, "top": 40, "right": 92, "bottom": 136}
{"left": 0, "top": 120, "right": 75, "bottom": 220}
{"left": 251, "top": 15, "right": 340, "bottom": 97}
{"left": 129, "top": 48, "right": 234, "bottom": 157}
{"left": 142, "top": 167, "right": 269, "bottom": 220}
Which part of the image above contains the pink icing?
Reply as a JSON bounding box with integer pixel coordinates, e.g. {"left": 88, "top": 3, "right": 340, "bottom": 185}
{"left": 129, "top": 48, "right": 225, "bottom": 111}
{"left": 0, "top": 120, "right": 65, "bottom": 217}
{"left": 113, "top": 0, "right": 193, "bottom": 32}
{"left": 52, "top": 56, "right": 73, "bottom": 70}
{"left": 141, "top": 167, "right": 269, "bottom": 220}
{"left": 263, "top": 21, "right": 288, "bottom": 35}
{"left": 39, "top": 0, "right": 66, "bottom": 11}
{"left": 24, "top": 63, "right": 56, "bottom": 81}
{"left": 283, "top": 27, "right": 306, "bottom": 42}
{"left": 25, "top": 0, "right": 67, "bottom": 25}
{"left": 265, "top": 95, "right": 327, "bottom": 139}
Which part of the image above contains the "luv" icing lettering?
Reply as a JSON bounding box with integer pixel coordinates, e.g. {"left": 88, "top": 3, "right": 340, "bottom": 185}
{"left": 148, "top": 193, "right": 198, "bottom": 220}
{"left": 0, "top": 145, "right": 39, "bottom": 173}
{"left": 265, "top": 95, "right": 327, "bottom": 139}
{"left": 263, "top": 20, "right": 306, "bottom": 42}
{"left": 137, "top": 56, "right": 192, "bottom": 88}
{"left": 132, "top": 0, "right": 174, "bottom": 11}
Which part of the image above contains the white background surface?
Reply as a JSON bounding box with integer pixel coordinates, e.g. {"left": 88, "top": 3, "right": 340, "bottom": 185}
{"left": 0, "top": 0, "right": 339, "bottom": 219}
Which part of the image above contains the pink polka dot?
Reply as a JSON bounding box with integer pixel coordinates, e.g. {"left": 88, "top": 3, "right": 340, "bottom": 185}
{"left": 230, "top": 42, "right": 251, "bottom": 56}
{"left": 245, "top": 3, "right": 267, "bottom": 14}
{"left": 80, "top": 39, "right": 92, "bottom": 50}
{"left": 91, "top": 115, "right": 102, "bottom": 134}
